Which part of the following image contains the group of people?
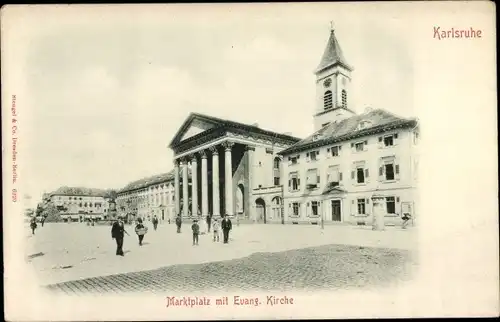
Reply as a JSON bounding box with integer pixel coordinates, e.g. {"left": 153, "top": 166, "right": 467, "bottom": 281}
{"left": 184, "top": 214, "right": 233, "bottom": 246}
{"left": 110, "top": 213, "right": 233, "bottom": 256}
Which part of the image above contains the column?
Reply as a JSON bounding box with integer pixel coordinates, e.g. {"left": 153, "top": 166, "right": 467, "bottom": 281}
{"left": 174, "top": 160, "right": 180, "bottom": 216}
{"left": 201, "top": 150, "right": 208, "bottom": 218}
{"left": 371, "top": 194, "right": 386, "bottom": 231}
{"left": 223, "top": 141, "right": 234, "bottom": 217}
{"left": 182, "top": 158, "right": 189, "bottom": 218}
{"left": 246, "top": 146, "right": 256, "bottom": 222}
{"left": 210, "top": 146, "right": 220, "bottom": 218}
{"left": 191, "top": 154, "right": 198, "bottom": 217}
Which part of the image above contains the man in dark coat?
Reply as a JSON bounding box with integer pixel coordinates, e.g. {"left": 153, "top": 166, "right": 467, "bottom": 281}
{"left": 30, "top": 218, "right": 37, "bottom": 235}
{"left": 111, "top": 217, "right": 128, "bottom": 256}
{"left": 152, "top": 215, "right": 159, "bottom": 231}
{"left": 206, "top": 214, "right": 212, "bottom": 232}
{"left": 175, "top": 214, "right": 182, "bottom": 233}
{"left": 221, "top": 214, "right": 232, "bottom": 244}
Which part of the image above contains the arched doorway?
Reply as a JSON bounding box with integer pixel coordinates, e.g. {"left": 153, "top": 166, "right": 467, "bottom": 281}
{"left": 255, "top": 198, "right": 266, "bottom": 223}
{"left": 271, "top": 196, "right": 283, "bottom": 222}
{"left": 236, "top": 184, "right": 244, "bottom": 216}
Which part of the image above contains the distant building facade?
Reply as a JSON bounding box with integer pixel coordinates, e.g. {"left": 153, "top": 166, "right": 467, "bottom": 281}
{"left": 116, "top": 171, "right": 177, "bottom": 223}
{"left": 278, "top": 29, "right": 419, "bottom": 226}
{"left": 47, "top": 187, "right": 110, "bottom": 222}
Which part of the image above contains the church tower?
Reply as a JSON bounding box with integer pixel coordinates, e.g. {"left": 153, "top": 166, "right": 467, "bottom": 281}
{"left": 313, "top": 26, "right": 356, "bottom": 131}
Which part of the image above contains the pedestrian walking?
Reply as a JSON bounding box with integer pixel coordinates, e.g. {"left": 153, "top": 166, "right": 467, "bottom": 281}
{"left": 206, "top": 214, "right": 212, "bottom": 232}
{"left": 111, "top": 217, "right": 129, "bottom": 256}
{"left": 402, "top": 213, "right": 411, "bottom": 229}
{"left": 221, "top": 214, "right": 232, "bottom": 244}
{"left": 152, "top": 215, "right": 159, "bottom": 231}
{"left": 41, "top": 217, "right": 45, "bottom": 227}
{"left": 212, "top": 218, "right": 220, "bottom": 242}
{"left": 135, "top": 218, "right": 148, "bottom": 246}
{"left": 191, "top": 219, "right": 200, "bottom": 246}
{"left": 30, "top": 218, "right": 37, "bottom": 235}
{"left": 175, "top": 214, "right": 182, "bottom": 233}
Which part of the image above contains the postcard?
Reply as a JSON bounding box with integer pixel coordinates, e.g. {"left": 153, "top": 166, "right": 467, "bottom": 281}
{"left": 2, "top": 2, "right": 498, "bottom": 320}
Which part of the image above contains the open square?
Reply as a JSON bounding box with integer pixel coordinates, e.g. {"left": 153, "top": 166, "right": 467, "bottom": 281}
{"left": 26, "top": 222, "right": 417, "bottom": 294}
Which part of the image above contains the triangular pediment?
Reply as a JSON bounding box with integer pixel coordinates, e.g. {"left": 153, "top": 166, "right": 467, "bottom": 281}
{"left": 169, "top": 113, "right": 224, "bottom": 147}
{"left": 179, "top": 121, "right": 215, "bottom": 141}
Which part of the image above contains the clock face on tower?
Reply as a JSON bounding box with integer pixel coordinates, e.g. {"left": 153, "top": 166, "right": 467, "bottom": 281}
{"left": 323, "top": 78, "right": 332, "bottom": 88}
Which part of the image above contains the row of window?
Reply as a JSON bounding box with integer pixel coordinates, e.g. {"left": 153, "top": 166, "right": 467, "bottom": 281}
{"left": 119, "top": 193, "right": 175, "bottom": 200}
{"left": 354, "top": 197, "right": 399, "bottom": 215}
{"left": 58, "top": 196, "right": 104, "bottom": 201}
{"left": 288, "top": 159, "right": 400, "bottom": 192}
{"left": 119, "top": 187, "right": 175, "bottom": 198}
{"left": 60, "top": 201, "right": 104, "bottom": 207}
{"left": 288, "top": 196, "right": 400, "bottom": 217}
{"left": 288, "top": 133, "right": 400, "bottom": 166}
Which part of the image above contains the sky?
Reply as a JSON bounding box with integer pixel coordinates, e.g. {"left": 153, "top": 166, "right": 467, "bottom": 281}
{"left": 11, "top": 4, "right": 416, "bottom": 203}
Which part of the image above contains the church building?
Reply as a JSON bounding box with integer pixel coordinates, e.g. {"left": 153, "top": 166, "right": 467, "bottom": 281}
{"left": 278, "top": 28, "right": 419, "bottom": 226}
{"left": 168, "top": 114, "right": 300, "bottom": 223}
{"left": 168, "top": 26, "right": 419, "bottom": 226}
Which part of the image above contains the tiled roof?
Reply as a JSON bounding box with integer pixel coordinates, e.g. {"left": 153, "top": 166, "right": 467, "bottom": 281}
{"left": 279, "top": 108, "right": 418, "bottom": 155}
{"left": 118, "top": 169, "right": 178, "bottom": 193}
{"left": 315, "top": 30, "right": 352, "bottom": 74}
{"left": 169, "top": 112, "right": 301, "bottom": 148}
{"left": 50, "top": 187, "right": 108, "bottom": 197}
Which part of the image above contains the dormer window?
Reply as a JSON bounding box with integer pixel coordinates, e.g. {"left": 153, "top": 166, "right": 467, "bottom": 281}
{"left": 312, "top": 134, "right": 321, "bottom": 141}
{"left": 358, "top": 121, "right": 372, "bottom": 130}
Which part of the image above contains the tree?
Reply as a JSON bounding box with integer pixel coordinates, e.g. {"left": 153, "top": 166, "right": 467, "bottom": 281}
{"left": 35, "top": 203, "right": 44, "bottom": 217}
{"left": 44, "top": 202, "right": 62, "bottom": 222}
{"left": 104, "top": 189, "right": 118, "bottom": 202}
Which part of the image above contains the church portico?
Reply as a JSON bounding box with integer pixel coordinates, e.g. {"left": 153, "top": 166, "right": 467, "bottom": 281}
{"left": 169, "top": 113, "right": 301, "bottom": 223}
{"left": 172, "top": 140, "right": 251, "bottom": 221}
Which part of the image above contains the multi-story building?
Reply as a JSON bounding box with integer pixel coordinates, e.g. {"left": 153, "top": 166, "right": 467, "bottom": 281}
{"left": 48, "top": 186, "right": 110, "bottom": 222}
{"left": 278, "top": 28, "right": 419, "bottom": 226}
{"left": 116, "top": 170, "right": 178, "bottom": 223}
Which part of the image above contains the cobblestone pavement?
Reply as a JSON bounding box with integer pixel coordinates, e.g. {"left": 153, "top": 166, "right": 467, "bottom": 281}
{"left": 45, "top": 244, "right": 417, "bottom": 295}
{"left": 27, "top": 223, "right": 416, "bottom": 285}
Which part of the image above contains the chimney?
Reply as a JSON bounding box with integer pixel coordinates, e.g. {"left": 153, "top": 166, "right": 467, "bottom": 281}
{"left": 251, "top": 123, "right": 259, "bottom": 127}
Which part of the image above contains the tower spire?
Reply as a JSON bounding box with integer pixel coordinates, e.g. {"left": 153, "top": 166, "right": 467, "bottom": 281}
{"left": 315, "top": 24, "right": 352, "bottom": 74}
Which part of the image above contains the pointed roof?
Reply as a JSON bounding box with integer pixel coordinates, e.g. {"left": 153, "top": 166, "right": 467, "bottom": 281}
{"left": 315, "top": 29, "right": 352, "bottom": 74}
